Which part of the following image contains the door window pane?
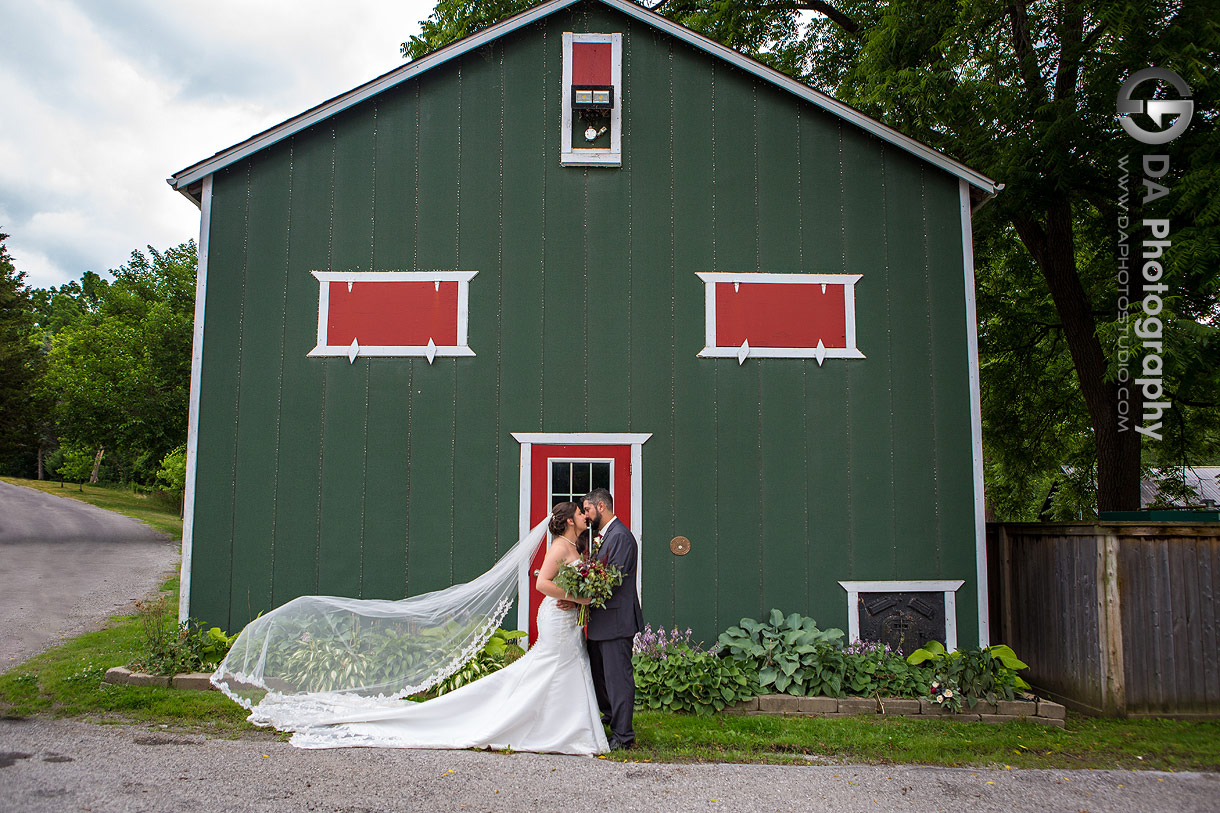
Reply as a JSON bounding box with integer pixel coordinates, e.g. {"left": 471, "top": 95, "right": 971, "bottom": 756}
{"left": 550, "top": 460, "right": 612, "bottom": 507}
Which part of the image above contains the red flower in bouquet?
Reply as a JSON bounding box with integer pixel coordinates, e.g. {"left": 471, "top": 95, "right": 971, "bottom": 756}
{"left": 553, "top": 557, "right": 624, "bottom": 626}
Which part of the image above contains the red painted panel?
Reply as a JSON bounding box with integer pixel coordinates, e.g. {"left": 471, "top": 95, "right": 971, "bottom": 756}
{"left": 572, "top": 41, "right": 612, "bottom": 85}
{"left": 526, "top": 444, "right": 632, "bottom": 644}
{"left": 715, "top": 282, "right": 847, "bottom": 348}
{"left": 327, "top": 281, "right": 459, "bottom": 347}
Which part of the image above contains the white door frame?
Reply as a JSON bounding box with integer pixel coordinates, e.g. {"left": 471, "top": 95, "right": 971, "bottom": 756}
{"left": 511, "top": 432, "right": 651, "bottom": 635}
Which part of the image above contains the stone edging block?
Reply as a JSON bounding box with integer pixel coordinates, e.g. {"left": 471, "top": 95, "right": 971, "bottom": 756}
{"left": 104, "top": 666, "right": 216, "bottom": 690}
{"left": 728, "top": 695, "right": 1062, "bottom": 726}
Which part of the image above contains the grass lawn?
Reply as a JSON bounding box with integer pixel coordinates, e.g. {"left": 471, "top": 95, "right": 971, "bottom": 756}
{"left": 1, "top": 478, "right": 1216, "bottom": 769}
{"left": 0, "top": 476, "right": 184, "bottom": 539}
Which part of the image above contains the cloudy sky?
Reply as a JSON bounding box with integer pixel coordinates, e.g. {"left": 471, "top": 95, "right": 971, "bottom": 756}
{"left": 1, "top": 0, "right": 436, "bottom": 290}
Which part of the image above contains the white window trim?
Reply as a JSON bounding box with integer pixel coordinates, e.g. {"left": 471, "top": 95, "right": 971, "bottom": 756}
{"left": 561, "top": 32, "right": 622, "bottom": 167}
{"left": 838, "top": 579, "right": 965, "bottom": 652}
{"left": 307, "top": 270, "right": 477, "bottom": 361}
{"left": 512, "top": 432, "right": 651, "bottom": 636}
{"left": 695, "top": 272, "right": 865, "bottom": 363}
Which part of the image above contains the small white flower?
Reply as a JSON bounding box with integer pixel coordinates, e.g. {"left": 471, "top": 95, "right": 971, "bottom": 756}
{"left": 936, "top": 695, "right": 944, "bottom": 704}
{"left": 943, "top": 689, "right": 953, "bottom": 698}
{"left": 931, "top": 681, "right": 940, "bottom": 689}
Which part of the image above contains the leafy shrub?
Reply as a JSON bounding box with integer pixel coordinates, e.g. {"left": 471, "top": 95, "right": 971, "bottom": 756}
{"left": 907, "top": 641, "right": 1031, "bottom": 710}
{"left": 841, "top": 640, "right": 931, "bottom": 698}
{"left": 413, "top": 628, "right": 526, "bottom": 700}
{"left": 717, "top": 609, "right": 845, "bottom": 696}
{"left": 633, "top": 625, "right": 759, "bottom": 715}
{"left": 128, "top": 596, "right": 237, "bottom": 676}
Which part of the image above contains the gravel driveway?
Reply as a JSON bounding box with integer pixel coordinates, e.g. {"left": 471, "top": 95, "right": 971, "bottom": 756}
{"left": 2, "top": 717, "right": 1218, "bottom": 812}
{"left": 0, "top": 480, "right": 180, "bottom": 666}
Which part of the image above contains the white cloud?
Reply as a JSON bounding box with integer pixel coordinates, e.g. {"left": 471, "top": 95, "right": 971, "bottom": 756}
{"left": 0, "top": 0, "right": 436, "bottom": 289}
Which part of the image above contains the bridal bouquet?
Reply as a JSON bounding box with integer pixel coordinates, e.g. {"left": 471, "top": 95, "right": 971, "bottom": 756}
{"left": 553, "top": 557, "right": 624, "bottom": 626}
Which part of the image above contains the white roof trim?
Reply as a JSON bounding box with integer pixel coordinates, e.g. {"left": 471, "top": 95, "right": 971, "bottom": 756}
{"left": 169, "top": 0, "right": 583, "bottom": 191}
{"left": 169, "top": 0, "right": 997, "bottom": 196}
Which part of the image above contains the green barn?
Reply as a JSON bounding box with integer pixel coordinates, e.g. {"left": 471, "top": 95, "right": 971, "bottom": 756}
{"left": 169, "top": 0, "right": 1000, "bottom": 651}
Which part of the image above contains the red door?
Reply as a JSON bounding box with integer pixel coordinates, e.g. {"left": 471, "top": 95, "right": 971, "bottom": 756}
{"left": 526, "top": 444, "right": 632, "bottom": 644}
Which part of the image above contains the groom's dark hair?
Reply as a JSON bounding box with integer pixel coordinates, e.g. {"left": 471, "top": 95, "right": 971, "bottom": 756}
{"left": 583, "top": 488, "right": 613, "bottom": 511}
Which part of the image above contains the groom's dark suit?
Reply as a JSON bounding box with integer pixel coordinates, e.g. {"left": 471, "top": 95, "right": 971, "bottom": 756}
{"left": 586, "top": 517, "right": 643, "bottom": 747}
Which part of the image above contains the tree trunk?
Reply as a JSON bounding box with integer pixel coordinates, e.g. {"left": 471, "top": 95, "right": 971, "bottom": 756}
{"left": 36, "top": 444, "right": 44, "bottom": 480}
{"left": 89, "top": 445, "right": 105, "bottom": 485}
{"left": 1013, "top": 203, "right": 1142, "bottom": 512}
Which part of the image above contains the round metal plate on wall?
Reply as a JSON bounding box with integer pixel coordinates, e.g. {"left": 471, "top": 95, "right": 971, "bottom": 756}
{"left": 670, "top": 536, "right": 690, "bottom": 556}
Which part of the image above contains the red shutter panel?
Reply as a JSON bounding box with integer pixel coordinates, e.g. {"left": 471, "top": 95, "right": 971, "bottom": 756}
{"left": 571, "top": 42, "right": 612, "bottom": 85}
{"left": 696, "top": 272, "right": 864, "bottom": 364}
{"left": 326, "top": 280, "right": 459, "bottom": 347}
{"left": 309, "top": 271, "right": 477, "bottom": 362}
{"left": 715, "top": 281, "right": 847, "bottom": 349}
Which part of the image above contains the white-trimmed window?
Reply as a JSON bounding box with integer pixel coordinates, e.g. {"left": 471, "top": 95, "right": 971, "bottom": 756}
{"left": 839, "top": 580, "right": 964, "bottom": 651}
{"left": 307, "top": 271, "right": 477, "bottom": 363}
{"left": 695, "top": 272, "right": 865, "bottom": 365}
{"left": 561, "top": 32, "right": 622, "bottom": 167}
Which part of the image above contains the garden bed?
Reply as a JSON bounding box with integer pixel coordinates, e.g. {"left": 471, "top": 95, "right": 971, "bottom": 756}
{"left": 102, "top": 667, "right": 1066, "bottom": 728}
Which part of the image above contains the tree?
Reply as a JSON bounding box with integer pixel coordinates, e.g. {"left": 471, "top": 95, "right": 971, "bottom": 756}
{"left": 41, "top": 242, "right": 197, "bottom": 484}
{"left": 405, "top": 0, "right": 1220, "bottom": 515}
{"left": 0, "top": 232, "right": 46, "bottom": 475}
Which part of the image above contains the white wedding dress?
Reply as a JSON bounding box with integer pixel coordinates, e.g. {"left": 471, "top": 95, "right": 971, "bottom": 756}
{"left": 286, "top": 596, "right": 610, "bottom": 755}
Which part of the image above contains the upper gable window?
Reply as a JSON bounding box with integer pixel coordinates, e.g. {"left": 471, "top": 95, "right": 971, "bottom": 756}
{"left": 561, "top": 32, "right": 622, "bottom": 167}
{"left": 695, "top": 272, "right": 865, "bottom": 365}
{"left": 308, "top": 271, "right": 477, "bottom": 363}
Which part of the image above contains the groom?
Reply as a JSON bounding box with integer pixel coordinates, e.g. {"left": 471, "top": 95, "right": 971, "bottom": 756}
{"left": 581, "top": 487, "right": 642, "bottom": 750}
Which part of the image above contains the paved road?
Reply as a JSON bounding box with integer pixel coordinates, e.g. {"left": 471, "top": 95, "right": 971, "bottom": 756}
{"left": 1, "top": 718, "right": 1217, "bottom": 812}
{"left": 0, "top": 480, "right": 180, "bottom": 666}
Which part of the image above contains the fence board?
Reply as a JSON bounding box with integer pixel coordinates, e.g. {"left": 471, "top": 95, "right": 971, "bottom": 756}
{"left": 989, "top": 523, "right": 1220, "bottom": 717}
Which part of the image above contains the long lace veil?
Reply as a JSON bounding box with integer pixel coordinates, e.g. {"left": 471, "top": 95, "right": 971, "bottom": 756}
{"left": 211, "top": 519, "right": 547, "bottom": 730}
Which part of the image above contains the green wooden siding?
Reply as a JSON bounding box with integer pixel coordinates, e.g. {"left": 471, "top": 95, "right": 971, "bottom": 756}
{"left": 190, "top": 3, "right": 981, "bottom": 647}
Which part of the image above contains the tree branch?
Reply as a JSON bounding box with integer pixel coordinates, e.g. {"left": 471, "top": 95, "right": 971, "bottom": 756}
{"left": 1006, "top": 1, "right": 1048, "bottom": 104}
{"left": 1053, "top": 0, "right": 1085, "bottom": 103}
{"left": 651, "top": 1, "right": 861, "bottom": 34}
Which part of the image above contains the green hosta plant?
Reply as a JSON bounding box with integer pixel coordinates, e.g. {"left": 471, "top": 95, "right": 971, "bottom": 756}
{"left": 632, "top": 625, "right": 759, "bottom": 715}
{"left": 717, "top": 609, "right": 845, "bottom": 696}
{"left": 417, "top": 628, "right": 527, "bottom": 699}
{"left": 840, "top": 640, "right": 931, "bottom": 699}
{"left": 907, "top": 641, "right": 1031, "bottom": 709}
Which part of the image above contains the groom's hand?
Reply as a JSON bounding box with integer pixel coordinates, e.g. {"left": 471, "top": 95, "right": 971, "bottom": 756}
{"left": 556, "top": 599, "right": 577, "bottom": 611}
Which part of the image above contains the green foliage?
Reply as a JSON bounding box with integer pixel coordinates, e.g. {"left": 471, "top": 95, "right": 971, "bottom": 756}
{"left": 129, "top": 596, "right": 236, "bottom": 676}
{"left": 0, "top": 232, "right": 46, "bottom": 475}
{"left": 908, "top": 641, "right": 1031, "bottom": 710}
{"left": 415, "top": 628, "right": 527, "bottom": 699}
{"left": 35, "top": 242, "right": 196, "bottom": 485}
{"left": 258, "top": 616, "right": 525, "bottom": 698}
{"left": 57, "top": 441, "right": 96, "bottom": 489}
{"left": 840, "top": 640, "right": 931, "bottom": 699}
{"left": 402, "top": 0, "right": 538, "bottom": 60}
{"left": 632, "top": 625, "right": 759, "bottom": 715}
{"left": 717, "top": 609, "right": 844, "bottom": 696}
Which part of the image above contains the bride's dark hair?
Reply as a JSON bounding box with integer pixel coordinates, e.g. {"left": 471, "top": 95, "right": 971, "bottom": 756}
{"left": 549, "top": 501, "right": 579, "bottom": 536}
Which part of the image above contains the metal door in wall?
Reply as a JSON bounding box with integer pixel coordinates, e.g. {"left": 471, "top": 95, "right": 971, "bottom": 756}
{"left": 512, "top": 433, "right": 650, "bottom": 644}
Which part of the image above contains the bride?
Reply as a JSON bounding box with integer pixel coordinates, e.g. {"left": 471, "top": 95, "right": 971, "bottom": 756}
{"left": 211, "top": 503, "right": 610, "bottom": 756}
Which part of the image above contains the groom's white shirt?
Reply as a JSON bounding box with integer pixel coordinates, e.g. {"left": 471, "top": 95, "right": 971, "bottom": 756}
{"left": 596, "top": 515, "right": 619, "bottom": 546}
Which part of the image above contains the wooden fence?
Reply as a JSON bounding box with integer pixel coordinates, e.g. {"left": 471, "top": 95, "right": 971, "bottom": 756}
{"left": 987, "top": 522, "right": 1220, "bottom": 718}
